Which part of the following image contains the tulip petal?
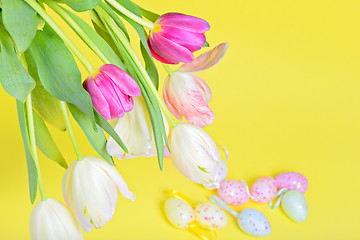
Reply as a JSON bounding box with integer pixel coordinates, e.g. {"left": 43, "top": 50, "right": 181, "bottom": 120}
{"left": 149, "top": 33, "right": 194, "bottom": 64}
{"left": 93, "top": 73, "right": 125, "bottom": 119}
{"left": 83, "top": 78, "right": 111, "bottom": 120}
{"left": 89, "top": 156, "right": 136, "bottom": 201}
{"left": 99, "top": 64, "right": 141, "bottom": 97}
{"left": 148, "top": 44, "right": 178, "bottom": 64}
{"left": 158, "top": 13, "right": 210, "bottom": 33}
{"left": 158, "top": 26, "right": 206, "bottom": 52}
{"left": 177, "top": 43, "right": 229, "bottom": 73}
{"left": 107, "top": 98, "right": 155, "bottom": 159}
{"left": 166, "top": 73, "right": 214, "bottom": 127}
{"left": 163, "top": 77, "right": 182, "bottom": 120}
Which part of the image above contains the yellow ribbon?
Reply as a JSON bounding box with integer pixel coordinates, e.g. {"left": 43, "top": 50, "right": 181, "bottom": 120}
{"left": 168, "top": 189, "right": 217, "bottom": 240}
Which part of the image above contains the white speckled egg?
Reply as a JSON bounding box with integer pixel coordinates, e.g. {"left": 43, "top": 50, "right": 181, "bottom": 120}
{"left": 237, "top": 208, "right": 271, "bottom": 237}
{"left": 281, "top": 190, "right": 308, "bottom": 223}
{"left": 250, "top": 176, "right": 277, "bottom": 203}
{"left": 275, "top": 172, "right": 308, "bottom": 194}
{"left": 195, "top": 202, "right": 228, "bottom": 230}
{"left": 164, "top": 198, "right": 194, "bottom": 229}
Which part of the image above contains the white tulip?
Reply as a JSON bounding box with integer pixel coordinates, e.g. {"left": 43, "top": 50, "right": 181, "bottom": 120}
{"left": 62, "top": 156, "right": 136, "bottom": 232}
{"left": 106, "top": 97, "right": 169, "bottom": 159}
{"left": 30, "top": 198, "right": 83, "bottom": 240}
{"left": 170, "top": 123, "right": 228, "bottom": 189}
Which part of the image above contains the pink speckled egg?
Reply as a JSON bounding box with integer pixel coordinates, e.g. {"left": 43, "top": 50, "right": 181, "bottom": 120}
{"left": 275, "top": 172, "right": 308, "bottom": 194}
{"left": 250, "top": 176, "right": 277, "bottom": 203}
{"left": 217, "top": 179, "right": 250, "bottom": 205}
{"left": 164, "top": 198, "right": 194, "bottom": 229}
{"left": 195, "top": 202, "right": 228, "bottom": 230}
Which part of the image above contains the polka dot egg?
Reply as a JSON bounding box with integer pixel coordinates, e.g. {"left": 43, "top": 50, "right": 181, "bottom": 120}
{"left": 195, "top": 202, "right": 228, "bottom": 230}
{"left": 164, "top": 198, "right": 194, "bottom": 229}
{"left": 250, "top": 176, "right": 277, "bottom": 203}
{"left": 237, "top": 208, "right": 271, "bottom": 237}
{"left": 275, "top": 172, "right": 308, "bottom": 194}
{"left": 217, "top": 179, "right": 250, "bottom": 205}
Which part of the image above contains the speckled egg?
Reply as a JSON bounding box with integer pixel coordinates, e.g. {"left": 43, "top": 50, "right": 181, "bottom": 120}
{"left": 237, "top": 208, "right": 271, "bottom": 237}
{"left": 217, "top": 179, "right": 250, "bottom": 205}
{"left": 281, "top": 190, "right": 308, "bottom": 223}
{"left": 195, "top": 202, "right": 228, "bottom": 230}
{"left": 250, "top": 176, "right": 277, "bottom": 203}
{"left": 164, "top": 198, "right": 194, "bottom": 229}
{"left": 275, "top": 172, "right": 308, "bottom": 194}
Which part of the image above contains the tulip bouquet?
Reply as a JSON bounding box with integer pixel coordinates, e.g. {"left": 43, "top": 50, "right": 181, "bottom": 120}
{"left": 0, "top": 0, "right": 228, "bottom": 238}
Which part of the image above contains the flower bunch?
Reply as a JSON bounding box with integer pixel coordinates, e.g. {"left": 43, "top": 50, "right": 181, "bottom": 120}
{"left": 0, "top": 0, "right": 228, "bottom": 238}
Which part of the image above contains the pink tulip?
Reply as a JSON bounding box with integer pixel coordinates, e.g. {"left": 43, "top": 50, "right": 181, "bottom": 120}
{"left": 163, "top": 43, "right": 229, "bottom": 127}
{"left": 148, "top": 13, "right": 210, "bottom": 64}
{"left": 83, "top": 64, "right": 141, "bottom": 120}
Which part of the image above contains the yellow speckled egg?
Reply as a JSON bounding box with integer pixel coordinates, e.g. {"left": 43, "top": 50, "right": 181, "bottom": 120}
{"left": 195, "top": 202, "right": 228, "bottom": 230}
{"left": 164, "top": 198, "right": 194, "bottom": 229}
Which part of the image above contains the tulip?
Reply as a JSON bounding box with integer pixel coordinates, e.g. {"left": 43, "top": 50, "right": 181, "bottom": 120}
{"left": 83, "top": 64, "right": 141, "bottom": 120}
{"left": 163, "top": 43, "right": 229, "bottom": 127}
{"left": 148, "top": 13, "right": 210, "bottom": 64}
{"left": 170, "top": 123, "right": 228, "bottom": 189}
{"left": 30, "top": 198, "right": 83, "bottom": 240}
{"left": 106, "top": 97, "right": 169, "bottom": 159}
{"left": 62, "top": 156, "right": 136, "bottom": 232}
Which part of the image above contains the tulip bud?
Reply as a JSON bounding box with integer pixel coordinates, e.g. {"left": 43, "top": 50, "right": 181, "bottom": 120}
{"left": 83, "top": 64, "right": 141, "bottom": 120}
{"left": 30, "top": 198, "right": 83, "bottom": 240}
{"left": 106, "top": 97, "right": 169, "bottom": 159}
{"left": 170, "top": 123, "right": 228, "bottom": 189}
{"left": 62, "top": 156, "right": 136, "bottom": 232}
{"left": 148, "top": 13, "right": 210, "bottom": 64}
{"left": 163, "top": 43, "right": 229, "bottom": 127}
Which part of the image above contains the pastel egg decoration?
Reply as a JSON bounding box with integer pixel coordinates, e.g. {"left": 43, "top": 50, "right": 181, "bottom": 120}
{"left": 281, "top": 190, "right": 308, "bottom": 223}
{"left": 275, "top": 172, "right": 308, "bottom": 194}
{"left": 195, "top": 202, "right": 228, "bottom": 230}
{"left": 217, "top": 179, "right": 250, "bottom": 205}
{"left": 237, "top": 208, "right": 271, "bottom": 237}
{"left": 250, "top": 176, "right": 277, "bottom": 203}
{"left": 164, "top": 198, "right": 195, "bottom": 229}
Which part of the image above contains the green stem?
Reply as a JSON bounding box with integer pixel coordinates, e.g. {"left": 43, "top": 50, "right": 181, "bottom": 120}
{"left": 24, "top": 0, "right": 94, "bottom": 74}
{"left": 60, "top": 102, "right": 83, "bottom": 161}
{"left": 162, "top": 63, "right": 174, "bottom": 77}
{"left": 26, "top": 95, "right": 47, "bottom": 201}
{"left": 96, "top": 6, "right": 178, "bottom": 128}
{"left": 43, "top": 0, "right": 111, "bottom": 65}
{"left": 105, "top": 0, "right": 155, "bottom": 30}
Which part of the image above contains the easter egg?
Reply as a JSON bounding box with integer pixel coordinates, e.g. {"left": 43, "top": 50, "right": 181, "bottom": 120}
{"left": 250, "top": 176, "right": 277, "bottom": 203}
{"left": 203, "top": 160, "right": 228, "bottom": 190}
{"left": 237, "top": 208, "right": 271, "bottom": 237}
{"left": 195, "top": 202, "right": 228, "bottom": 230}
{"left": 217, "top": 179, "right": 250, "bottom": 205}
{"left": 275, "top": 172, "right": 308, "bottom": 194}
{"left": 164, "top": 198, "right": 194, "bottom": 229}
{"left": 281, "top": 190, "right": 308, "bottom": 223}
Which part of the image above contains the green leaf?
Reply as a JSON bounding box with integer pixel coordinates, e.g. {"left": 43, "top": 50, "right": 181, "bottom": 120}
{"left": 33, "top": 111, "right": 68, "bottom": 169}
{"left": 28, "top": 24, "right": 95, "bottom": 125}
{"left": 132, "top": 2, "right": 160, "bottom": 22}
{"left": 16, "top": 100, "right": 38, "bottom": 204}
{"left": 109, "top": 0, "right": 159, "bottom": 89}
{"left": 93, "top": 109, "right": 128, "bottom": 154}
{"left": 24, "top": 51, "right": 66, "bottom": 131}
{"left": 0, "top": 26, "right": 35, "bottom": 102}
{"left": 1, "top": 0, "right": 37, "bottom": 53}
{"left": 55, "top": 0, "right": 101, "bottom": 12}
{"left": 68, "top": 104, "right": 114, "bottom": 165}
{"left": 61, "top": 6, "right": 126, "bottom": 69}
{"left": 98, "top": 2, "right": 130, "bottom": 41}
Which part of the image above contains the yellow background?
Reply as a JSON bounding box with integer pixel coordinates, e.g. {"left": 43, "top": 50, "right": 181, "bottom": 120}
{"left": 1, "top": 0, "right": 359, "bottom": 239}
